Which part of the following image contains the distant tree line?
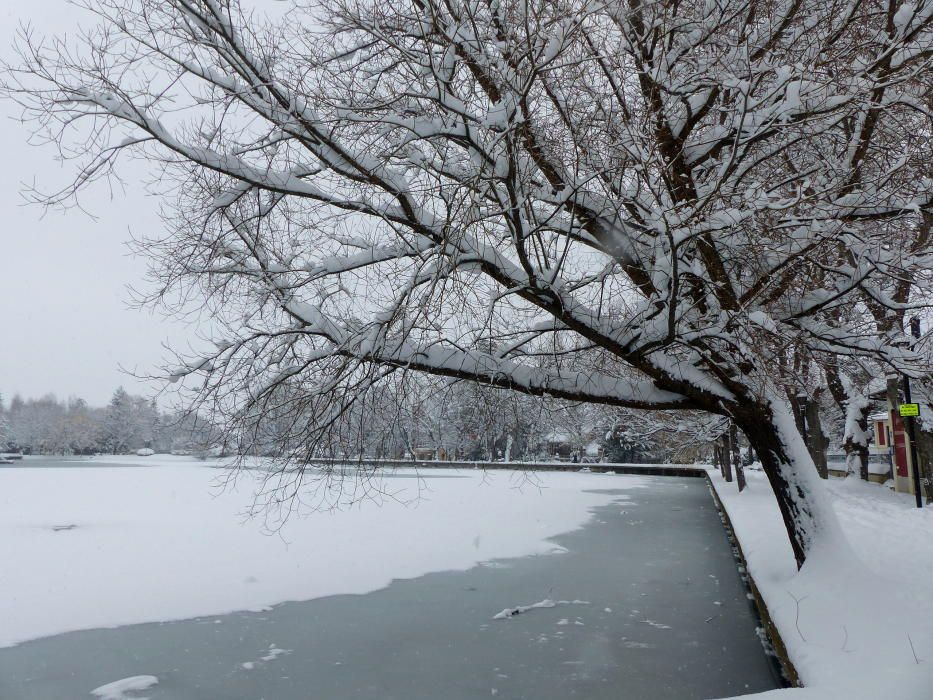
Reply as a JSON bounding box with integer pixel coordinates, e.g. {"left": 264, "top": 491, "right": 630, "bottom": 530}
{"left": 236, "top": 373, "right": 712, "bottom": 464}
{"left": 0, "top": 382, "right": 711, "bottom": 462}
{"left": 0, "top": 388, "right": 216, "bottom": 456}
{"left": 1, "top": 377, "right": 883, "bottom": 468}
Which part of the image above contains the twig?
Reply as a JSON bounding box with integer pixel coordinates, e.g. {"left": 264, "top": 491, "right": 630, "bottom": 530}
{"left": 786, "top": 592, "right": 808, "bottom": 642}
{"left": 840, "top": 625, "right": 853, "bottom": 653}
{"left": 907, "top": 633, "right": 921, "bottom": 664}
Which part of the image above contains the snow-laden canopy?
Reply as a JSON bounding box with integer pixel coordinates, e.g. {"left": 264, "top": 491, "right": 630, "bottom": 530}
{"left": 4, "top": 0, "right": 932, "bottom": 565}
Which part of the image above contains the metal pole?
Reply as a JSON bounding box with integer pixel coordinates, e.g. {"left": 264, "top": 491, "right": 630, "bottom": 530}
{"left": 904, "top": 317, "right": 923, "bottom": 509}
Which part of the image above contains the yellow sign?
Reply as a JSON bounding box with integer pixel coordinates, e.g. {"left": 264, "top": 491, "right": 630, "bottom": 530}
{"left": 899, "top": 403, "right": 920, "bottom": 417}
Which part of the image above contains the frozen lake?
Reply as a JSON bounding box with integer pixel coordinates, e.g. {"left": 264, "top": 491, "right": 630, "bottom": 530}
{"left": 0, "top": 462, "right": 780, "bottom": 699}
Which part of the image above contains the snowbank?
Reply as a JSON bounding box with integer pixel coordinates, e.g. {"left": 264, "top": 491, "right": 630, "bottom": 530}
{"left": 709, "top": 470, "right": 933, "bottom": 700}
{"left": 0, "top": 458, "right": 639, "bottom": 647}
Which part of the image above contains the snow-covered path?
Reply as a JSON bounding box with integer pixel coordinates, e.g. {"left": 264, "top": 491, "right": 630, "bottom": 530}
{"left": 710, "top": 470, "right": 933, "bottom": 700}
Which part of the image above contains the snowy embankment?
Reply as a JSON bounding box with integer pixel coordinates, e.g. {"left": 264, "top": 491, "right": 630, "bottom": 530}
{"left": 710, "top": 470, "right": 933, "bottom": 700}
{"left": 0, "top": 456, "right": 637, "bottom": 647}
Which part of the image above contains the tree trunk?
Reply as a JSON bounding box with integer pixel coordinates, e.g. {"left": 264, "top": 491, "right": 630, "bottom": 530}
{"left": 805, "top": 399, "right": 829, "bottom": 479}
{"left": 914, "top": 427, "right": 933, "bottom": 504}
{"left": 721, "top": 433, "right": 733, "bottom": 482}
{"left": 735, "top": 399, "right": 843, "bottom": 569}
{"left": 731, "top": 423, "right": 746, "bottom": 492}
{"left": 824, "top": 366, "right": 870, "bottom": 480}
{"left": 844, "top": 412, "right": 870, "bottom": 482}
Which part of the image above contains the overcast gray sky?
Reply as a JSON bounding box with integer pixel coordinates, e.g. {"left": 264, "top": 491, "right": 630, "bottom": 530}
{"left": 0, "top": 1, "right": 195, "bottom": 406}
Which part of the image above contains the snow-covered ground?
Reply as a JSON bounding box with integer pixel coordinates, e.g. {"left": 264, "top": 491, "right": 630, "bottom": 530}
{"left": 710, "top": 469, "right": 933, "bottom": 700}
{"left": 0, "top": 455, "right": 640, "bottom": 647}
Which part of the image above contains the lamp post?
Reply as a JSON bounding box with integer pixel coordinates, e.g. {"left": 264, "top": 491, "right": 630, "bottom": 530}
{"left": 903, "top": 317, "right": 923, "bottom": 509}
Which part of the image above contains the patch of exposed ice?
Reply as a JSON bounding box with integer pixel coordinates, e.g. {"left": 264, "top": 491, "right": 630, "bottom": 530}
{"left": 621, "top": 640, "right": 654, "bottom": 649}
{"left": 89, "top": 675, "right": 158, "bottom": 700}
{"left": 641, "top": 619, "right": 672, "bottom": 630}
{"left": 260, "top": 644, "right": 290, "bottom": 661}
{"left": 493, "top": 598, "right": 590, "bottom": 619}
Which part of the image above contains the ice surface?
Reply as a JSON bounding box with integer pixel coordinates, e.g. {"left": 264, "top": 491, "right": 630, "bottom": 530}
{"left": 0, "top": 456, "right": 636, "bottom": 646}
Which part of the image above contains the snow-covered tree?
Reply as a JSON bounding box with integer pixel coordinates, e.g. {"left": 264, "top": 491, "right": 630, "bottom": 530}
{"left": 0, "top": 394, "right": 9, "bottom": 450}
{"left": 101, "top": 387, "right": 140, "bottom": 454}
{"left": 4, "top": 395, "right": 25, "bottom": 452}
{"left": 162, "top": 410, "right": 219, "bottom": 457}
{"left": 603, "top": 408, "right": 733, "bottom": 464}
{"left": 8, "top": 394, "right": 65, "bottom": 454}
{"left": 6, "top": 0, "right": 933, "bottom": 566}
{"left": 444, "top": 380, "right": 539, "bottom": 460}
{"left": 60, "top": 398, "right": 102, "bottom": 455}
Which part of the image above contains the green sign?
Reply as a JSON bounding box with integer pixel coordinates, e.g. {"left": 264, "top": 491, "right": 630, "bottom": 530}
{"left": 899, "top": 403, "right": 920, "bottom": 417}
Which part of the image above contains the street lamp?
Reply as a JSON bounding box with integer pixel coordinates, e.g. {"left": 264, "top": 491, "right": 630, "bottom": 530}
{"left": 901, "top": 317, "right": 923, "bottom": 509}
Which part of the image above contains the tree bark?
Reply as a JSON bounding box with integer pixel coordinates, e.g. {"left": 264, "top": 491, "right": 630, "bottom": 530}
{"left": 914, "top": 428, "right": 933, "bottom": 504}
{"left": 734, "top": 399, "right": 841, "bottom": 569}
{"left": 805, "top": 398, "right": 829, "bottom": 479}
{"left": 731, "top": 423, "right": 746, "bottom": 492}
{"left": 845, "top": 413, "right": 871, "bottom": 482}
{"left": 721, "top": 433, "right": 733, "bottom": 483}
{"left": 825, "top": 366, "right": 869, "bottom": 481}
